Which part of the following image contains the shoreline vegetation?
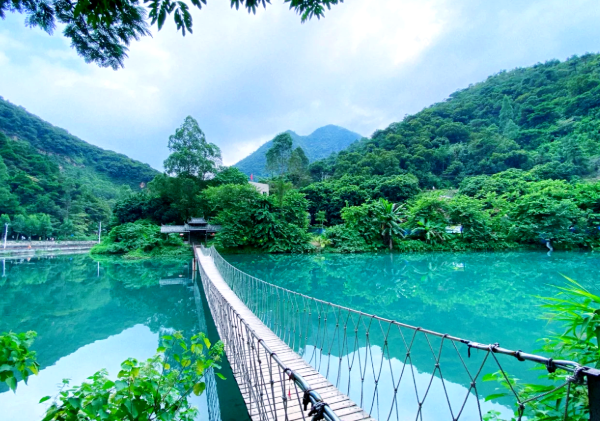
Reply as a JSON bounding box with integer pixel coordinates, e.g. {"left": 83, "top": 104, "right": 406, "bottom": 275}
{"left": 99, "top": 56, "right": 600, "bottom": 257}
{"left": 90, "top": 220, "right": 192, "bottom": 260}
{"left": 5, "top": 56, "right": 600, "bottom": 257}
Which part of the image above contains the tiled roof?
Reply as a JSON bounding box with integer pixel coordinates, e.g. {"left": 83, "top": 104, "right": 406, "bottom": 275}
{"left": 160, "top": 224, "right": 221, "bottom": 233}
{"left": 188, "top": 217, "right": 207, "bottom": 224}
{"left": 160, "top": 225, "right": 186, "bottom": 233}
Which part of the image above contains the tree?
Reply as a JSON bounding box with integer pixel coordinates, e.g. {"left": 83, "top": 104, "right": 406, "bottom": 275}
{"left": 163, "top": 116, "right": 222, "bottom": 180}
{"left": 499, "top": 95, "right": 515, "bottom": 130}
{"left": 270, "top": 178, "right": 294, "bottom": 209}
{"left": 1, "top": 0, "right": 343, "bottom": 69}
{"left": 211, "top": 166, "right": 248, "bottom": 186}
{"left": 315, "top": 210, "right": 327, "bottom": 228}
{"left": 288, "top": 147, "right": 310, "bottom": 187}
{"left": 37, "top": 213, "right": 54, "bottom": 239}
{"left": 266, "top": 133, "right": 293, "bottom": 177}
{"left": 0, "top": 156, "right": 19, "bottom": 215}
{"left": 12, "top": 215, "right": 26, "bottom": 239}
{"left": 59, "top": 219, "right": 75, "bottom": 238}
{"left": 374, "top": 199, "right": 406, "bottom": 251}
{"left": 24, "top": 214, "right": 40, "bottom": 239}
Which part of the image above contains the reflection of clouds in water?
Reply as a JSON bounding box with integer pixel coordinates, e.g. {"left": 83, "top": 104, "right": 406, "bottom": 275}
{"left": 0, "top": 325, "right": 160, "bottom": 421}
{"left": 300, "top": 345, "right": 512, "bottom": 421}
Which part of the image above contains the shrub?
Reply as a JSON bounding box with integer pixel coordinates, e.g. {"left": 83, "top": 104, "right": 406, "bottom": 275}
{"left": 0, "top": 331, "right": 39, "bottom": 392}
{"left": 91, "top": 220, "right": 189, "bottom": 258}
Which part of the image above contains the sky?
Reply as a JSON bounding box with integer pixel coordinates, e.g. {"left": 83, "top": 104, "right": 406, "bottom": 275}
{"left": 1, "top": 0, "right": 600, "bottom": 169}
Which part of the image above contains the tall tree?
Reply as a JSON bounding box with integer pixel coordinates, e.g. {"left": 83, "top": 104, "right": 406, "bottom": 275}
{"left": 12, "top": 215, "right": 26, "bottom": 239}
{"left": 163, "top": 116, "right": 222, "bottom": 180}
{"left": 375, "top": 199, "right": 406, "bottom": 251}
{"left": 499, "top": 95, "right": 515, "bottom": 130}
{"left": 1, "top": 0, "right": 343, "bottom": 69}
{"left": 288, "top": 147, "right": 310, "bottom": 186}
{"left": 37, "top": 214, "right": 54, "bottom": 239}
{"left": 0, "top": 156, "right": 19, "bottom": 215}
{"left": 265, "top": 133, "right": 293, "bottom": 177}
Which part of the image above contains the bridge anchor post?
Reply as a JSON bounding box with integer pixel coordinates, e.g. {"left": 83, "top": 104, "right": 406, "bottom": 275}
{"left": 587, "top": 368, "right": 600, "bottom": 421}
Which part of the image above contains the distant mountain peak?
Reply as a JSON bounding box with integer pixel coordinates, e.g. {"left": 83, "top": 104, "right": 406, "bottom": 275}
{"left": 234, "top": 125, "right": 362, "bottom": 178}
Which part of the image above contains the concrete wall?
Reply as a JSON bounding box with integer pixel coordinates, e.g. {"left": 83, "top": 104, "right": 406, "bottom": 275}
{"left": 0, "top": 241, "right": 97, "bottom": 256}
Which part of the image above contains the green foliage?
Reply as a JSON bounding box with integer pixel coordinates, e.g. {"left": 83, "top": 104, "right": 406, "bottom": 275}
{"left": 326, "top": 199, "right": 406, "bottom": 252}
{"left": 203, "top": 184, "right": 312, "bottom": 253}
{"left": 309, "top": 55, "right": 600, "bottom": 189}
{"left": 302, "top": 174, "right": 420, "bottom": 224}
{"left": 325, "top": 224, "right": 378, "bottom": 253}
{"left": 266, "top": 133, "right": 293, "bottom": 177}
{"left": 0, "top": 97, "right": 158, "bottom": 239}
{"left": 42, "top": 332, "right": 224, "bottom": 421}
{"left": 315, "top": 210, "right": 327, "bottom": 228}
{"left": 163, "top": 116, "right": 222, "bottom": 180}
{"left": 288, "top": 147, "right": 311, "bottom": 187}
{"left": 2, "top": 0, "right": 344, "bottom": 68}
{"left": 211, "top": 166, "right": 248, "bottom": 185}
{"left": 234, "top": 125, "right": 362, "bottom": 179}
{"left": 484, "top": 278, "right": 598, "bottom": 420}
{"left": 374, "top": 199, "right": 407, "bottom": 250}
{"left": 0, "top": 214, "right": 10, "bottom": 237}
{"left": 0, "top": 331, "right": 39, "bottom": 392}
{"left": 91, "top": 220, "right": 190, "bottom": 259}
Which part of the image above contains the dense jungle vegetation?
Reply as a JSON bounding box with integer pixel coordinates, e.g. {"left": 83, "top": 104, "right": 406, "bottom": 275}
{"left": 0, "top": 97, "right": 159, "bottom": 240}
{"left": 103, "top": 54, "right": 600, "bottom": 254}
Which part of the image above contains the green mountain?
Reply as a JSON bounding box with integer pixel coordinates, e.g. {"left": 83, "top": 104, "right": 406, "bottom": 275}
{"left": 0, "top": 96, "right": 160, "bottom": 238}
{"left": 310, "top": 53, "right": 600, "bottom": 187}
{"left": 234, "top": 125, "right": 363, "bottom": 178}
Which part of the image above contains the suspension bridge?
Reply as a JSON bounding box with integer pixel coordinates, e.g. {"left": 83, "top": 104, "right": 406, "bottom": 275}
{"left": 193, "top": 246, "right": 600, "bottom": 421}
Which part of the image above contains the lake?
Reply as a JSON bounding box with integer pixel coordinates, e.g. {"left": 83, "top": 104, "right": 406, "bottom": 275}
{"left": 2, "top": 250, "right": 597, "bottom": 420}
{"left": 0, "top": 254, "right": 249, "bottom": 421}
{"left": 224, "top": 250, "right": 600, "bottom": 420}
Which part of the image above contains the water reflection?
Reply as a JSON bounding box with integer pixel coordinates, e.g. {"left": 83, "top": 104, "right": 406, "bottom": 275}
{"left": 0, "top": 254, "right": 248, "bottom": 421}
{"left": 225, "top": 250, "right": 600, "bottom": 419}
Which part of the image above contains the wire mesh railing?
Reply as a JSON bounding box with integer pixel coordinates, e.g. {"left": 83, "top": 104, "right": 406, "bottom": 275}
{"left": 200, "top": 245, "right": 600, "bottom": 421}
{"left": 196, "top": 248, "right": 344, "bottom": 421}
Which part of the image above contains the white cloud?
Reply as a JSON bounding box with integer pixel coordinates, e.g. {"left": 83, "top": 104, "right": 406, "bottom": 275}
{"left": 1, "top": 0, "right": 600, "bottom": 169}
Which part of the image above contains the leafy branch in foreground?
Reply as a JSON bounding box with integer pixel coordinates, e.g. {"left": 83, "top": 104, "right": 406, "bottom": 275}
{"left": 1, "top": 0, "right": 343, "bottom": 69}
{"left": 0, "top": 331, "right": 39, "bottom": 392}
{"left": 483, "top": 277, "right": 599, "bottom": 420}
{"left": 42, "top": 331, "right": 225, "bottom": 421}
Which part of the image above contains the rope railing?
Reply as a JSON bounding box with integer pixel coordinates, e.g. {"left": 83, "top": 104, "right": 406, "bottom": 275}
{"left": 200, "top": 245, "right": 600, "bottom": 421}
{"left": 196, "top": 247, "right": 343, "bottom": 421}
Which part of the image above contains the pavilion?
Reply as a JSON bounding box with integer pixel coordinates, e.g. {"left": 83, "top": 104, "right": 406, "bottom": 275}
{"left": 160, "top": 217, "right": 221, "bottom": 243}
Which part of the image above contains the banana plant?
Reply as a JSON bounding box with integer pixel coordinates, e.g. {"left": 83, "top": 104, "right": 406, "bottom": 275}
{"left": 374, "top": 199, "right": 407, "bottom": 251}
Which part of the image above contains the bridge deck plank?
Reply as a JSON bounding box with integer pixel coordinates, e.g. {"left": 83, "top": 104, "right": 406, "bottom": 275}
{"left": 196, "top": 248, "right": 375, "bottom": 421}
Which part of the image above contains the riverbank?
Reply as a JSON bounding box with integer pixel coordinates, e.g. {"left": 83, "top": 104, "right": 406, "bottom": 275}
{"left": 0, "top": 241, "right": 97, "bottom": 257}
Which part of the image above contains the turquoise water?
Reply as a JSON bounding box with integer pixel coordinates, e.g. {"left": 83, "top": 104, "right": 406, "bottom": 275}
{"left": 3, "top": 250, "right": 597, "bottom": 420}
{"left": 224, "top": 250, "right": 600, "bottom": 419}
{"left": 0, "top": 254, "right": 249, "bottom": 421}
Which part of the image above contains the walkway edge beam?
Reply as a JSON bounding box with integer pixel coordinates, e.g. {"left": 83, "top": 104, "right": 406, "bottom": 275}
{"left": 195, "top": 246, "right": 374, "bottom": 421}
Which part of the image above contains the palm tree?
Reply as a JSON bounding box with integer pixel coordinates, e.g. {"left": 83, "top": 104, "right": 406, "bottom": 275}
{"left": 375, "top": 199, "right": 407, "bottom": 251}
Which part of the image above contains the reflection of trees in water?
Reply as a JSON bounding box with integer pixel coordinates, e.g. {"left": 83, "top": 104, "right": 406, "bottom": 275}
{"left": 226, "top": 251, "right": 600, "bottom": 388}
{"left": 0, "top": 254, "right": 196, "bottom": 371}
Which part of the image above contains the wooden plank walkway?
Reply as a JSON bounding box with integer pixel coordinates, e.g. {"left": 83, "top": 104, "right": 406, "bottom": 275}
{"left": 195, "top": 248, "right": 375, "bottom": 421}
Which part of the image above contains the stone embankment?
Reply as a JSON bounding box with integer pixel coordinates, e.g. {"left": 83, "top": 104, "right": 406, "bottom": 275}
{"left": 0, "top": 241, "right": 97, "bottom": 256}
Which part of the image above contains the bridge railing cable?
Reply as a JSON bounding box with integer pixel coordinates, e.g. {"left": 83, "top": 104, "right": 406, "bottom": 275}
{"left": 200, "top": 245, "right": 600, "bottom": 421}
{"left": 196, "top": 247, "right": 342, "bottom": 421}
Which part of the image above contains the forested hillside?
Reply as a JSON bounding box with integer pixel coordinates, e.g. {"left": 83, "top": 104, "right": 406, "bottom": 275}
{"left": 234, "top": 125, "right": 362, "bottom": 178}
{"left": 0, "top": 97, "right": 159, "bottom": 239}
{"left": 310, "top": 54, "right": 600, "bottom": 187}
